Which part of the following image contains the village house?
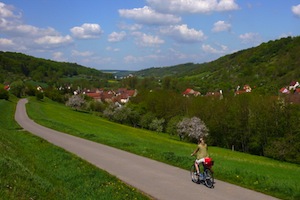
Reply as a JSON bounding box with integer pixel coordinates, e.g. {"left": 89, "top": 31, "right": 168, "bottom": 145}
{"left": 279, "top": 81, "right": 300, "bottom": 104}
{"left": 4, "top": 85, "right": 10, "bottom": 91}
{"left": 205, "top": 90, "right": 223, "bottom": 99}
{"left": 182, "top": 88, "right": 201, "bottom": 97}
{"left": 85, "top": 88, "right": 137, "bottom": 104}
{"left": 235, "top": 84, "right": 252, "bottom": 95}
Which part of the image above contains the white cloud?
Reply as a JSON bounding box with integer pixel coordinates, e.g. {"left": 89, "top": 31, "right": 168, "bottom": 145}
{"left": 292, "top": 4, "right": 300, "bottom": 17}
{"left": 132, "top": 32, "right": 164, "bottom": 46}
{"left": 106, "top": 46, "right": 120, "bottom": 52}
{"left": 212, "top": 20, "right": 231, "bottom": 32}
{"left": 72, "top": 50, "right": 94, "bottom": 57}
{"left": 108, "top": 31, "right": 126, "bottom": 42}
{"left": 239, "top": 32, "right": 261, "bottom": 44}
{"left": 52, "top": 52, "right": 67, "bottom": 61}
{"left": 0, "top": 4, "right": 57, "bottom": 37}
{"left": 6, "top": 24, "right": 57, "bottom": 37}
{"left": 160, "top": 24, "right": 206, "bottom": 43}
{"left": 147, "top": 0, "right": 239, "bottom": 14}
{"left": 0, "top": 2, "right": 73, "bottom": 52}
{"left": 0, "top": 38, "right": 15, "bottom": 48}
{"left": 70, "top": 23, "right": 103, "bottom": 39}
{"left": 124, "top": 55, "right": 142, "bottom": 63}
{"left": 0, "top": 2, "right": 18, "bottom": 18}
{"left": 119, "top": 6, "right": 181, "bottom": 25}
{"left": 118, "top": 23, "right": 142, "bottom": 31}
{"left": 202, "top": 44, "right": 228, "bottom": 54}
{"left": 35, "top": 35, "right": 73, "bottom": 48}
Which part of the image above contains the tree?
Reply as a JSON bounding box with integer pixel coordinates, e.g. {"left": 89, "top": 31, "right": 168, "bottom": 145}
{"left": 103, "top": 103, "right": 117, "bottom": 121}
{"left": 149, "top": 118, "right": 165, "bottom": 132}
{"left": 113, "top": 106, "right": 132, "bottom": 124}
{"left": 35, "top": 90, "right": 44, "bottom": 101}
{"left": 166, "top": 116, "right": 183, "bottom": 135}
{"left": 139, "top": 112, "right": 156, "bottom": 129}
{"left": 10, "top": 80, "right": 25, "bottom": 98}
{"left": 66, "top": 95, "right": 86, "bottom": 110}
{"left": 177, "top": 116, "right": 209, "bottom": 141}
{"left": 0, "top": 87, "right": 9, "bottom": 100}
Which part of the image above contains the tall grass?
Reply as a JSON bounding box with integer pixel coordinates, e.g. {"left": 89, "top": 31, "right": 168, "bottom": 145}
{"left": 0, "top": 98, "right": 150, "bottom": 200}
{"left": 25, "top": 97, "right": 300, "bottom": 200}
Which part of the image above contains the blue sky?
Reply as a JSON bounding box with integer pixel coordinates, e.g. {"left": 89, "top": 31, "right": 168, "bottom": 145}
{"left": 0, "top": 0, "right": 300, "bottom": 71}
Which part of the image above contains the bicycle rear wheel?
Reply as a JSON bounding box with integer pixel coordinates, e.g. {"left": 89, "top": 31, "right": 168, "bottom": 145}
{"left": 204, "top": 168, "right": 214, "bottom": 188}
{"left": 190, "top": 164, "right": 199, "bottom": 183}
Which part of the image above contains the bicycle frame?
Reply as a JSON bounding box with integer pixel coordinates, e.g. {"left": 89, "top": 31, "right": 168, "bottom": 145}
{"left": 190, "top": 157, "right": 214, "bottom": 188}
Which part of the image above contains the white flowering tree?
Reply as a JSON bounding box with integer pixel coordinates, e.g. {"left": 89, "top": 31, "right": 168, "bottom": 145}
{"left": 177, "top": 116, "right": 209, "bottom": 141}
{"left": 66, "top": 95, "right": 85, "bottom": 110}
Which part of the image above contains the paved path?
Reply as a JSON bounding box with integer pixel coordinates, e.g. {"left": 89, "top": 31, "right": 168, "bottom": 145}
{"left": 15, "top": 99, "right": 279, "bottom": 200}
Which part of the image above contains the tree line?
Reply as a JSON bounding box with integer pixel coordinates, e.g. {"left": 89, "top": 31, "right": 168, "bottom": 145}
{"left": 62, "top": 88, "right": 300, "bottom": 165}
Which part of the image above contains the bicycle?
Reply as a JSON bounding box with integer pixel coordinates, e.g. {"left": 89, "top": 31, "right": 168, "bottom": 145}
{"left": 190, "top": 157, "right": 214, "bottom": 188}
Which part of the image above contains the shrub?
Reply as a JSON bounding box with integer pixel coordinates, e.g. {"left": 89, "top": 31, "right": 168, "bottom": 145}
{"left": 0, "top": 87, "right": 9, "bottom": 100}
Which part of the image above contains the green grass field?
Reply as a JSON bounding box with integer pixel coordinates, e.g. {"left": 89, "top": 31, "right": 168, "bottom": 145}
{"left": 25, "top": 98, "right": 300, "bottom": 200}
{"left": 0, "top": 98, "right": 150, "bottom": 200}
{"left": 3, "top": 97, "right": 300, "bottom": 199}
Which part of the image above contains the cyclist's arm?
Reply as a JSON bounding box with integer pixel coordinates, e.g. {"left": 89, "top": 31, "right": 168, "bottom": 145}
{"left": 191, "top": 147, "right": 199, "bottom": 156}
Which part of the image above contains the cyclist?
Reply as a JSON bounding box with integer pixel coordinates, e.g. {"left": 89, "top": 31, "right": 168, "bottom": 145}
{"left": 191, "top": 137, "right": 208, "bottom": 176}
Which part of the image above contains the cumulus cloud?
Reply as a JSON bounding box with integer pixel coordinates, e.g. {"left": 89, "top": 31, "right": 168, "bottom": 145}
{"left": 0, "top": 2, "right": 73, "bottom": 52}
{"left": 106, "top": 46, "right": 120, "bottom": 52}
{"left": 239, "top": 32, "right": 261, "bottom": 44}
{"left": 1, "top": 22, "right": 57, "bottom": 37}
{"left": 119, "top": 6, "right": 181, "bottom": 25}
{"left": 292, "top": 4, "right": 300, "bottom": 17}
{"left": 160, "top": 24, "right": 206, "bottom": 43}
{"left": 118, "top": 23, "right": 142, "bottom": 31}
{"left": 0, "top": 2, "right": 18, "bottom": 18}
{"left": 0, "top": 3, "right": 57, "bottom": 37}
{"left": 0, "top": 38, "right": 15, "bottom": 48}
{"left": 72, "top": 50, "right": 94, "bottom": 57}
{"left": 147, "top": 0, "right": 239, "bottom": 14}
{"left": 34, "top": 35, "right": 73, "bottom": 48}
{"left": 202, "top": 44, "right": 228, "bottom": 54}
{"left": 212, "top": 20, "right": 231, "bottom": 32}
{"left": 52, "top": 52, "right": 67, "bottom": 61}
{"left": 124, "top": 55, "right": 141, "bottom": 63}
{"left": 70, "top": 23, "right": 103, "bottom": 39}
{"left": 108, "top": 31, "right": 126, "bottom": 42}
{"left": 132, "top": 32, "right": 164, "bottom": 46}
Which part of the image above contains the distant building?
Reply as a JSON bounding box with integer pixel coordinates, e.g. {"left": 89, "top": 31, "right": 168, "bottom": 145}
{"left": 235, "top": 85, "right": 252, "bottom": 95}
{"left": 85, "top": 88, "right": 137, "bottom": 104}
{"left": 182, "top": 88, "right": 201, "bottom": 97}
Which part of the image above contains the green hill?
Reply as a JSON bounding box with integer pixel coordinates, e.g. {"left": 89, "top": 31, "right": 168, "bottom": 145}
{"left": 0, "top": 51, "right": 113, "bottom": 86}
{"left": 134, "top": 36, "right": 300, "bottom": 94}
{"left": 1, "top": 36, "right": 300, "bottom": 95}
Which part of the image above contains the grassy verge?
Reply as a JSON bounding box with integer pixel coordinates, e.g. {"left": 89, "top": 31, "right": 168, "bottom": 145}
{"left": 0, "top": 98, "right": 150, "bottom": 200}
{"left": 26, "top": 98, "right": 300, "bottom": 200}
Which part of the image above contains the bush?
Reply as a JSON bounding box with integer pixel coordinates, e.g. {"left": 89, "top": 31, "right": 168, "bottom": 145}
{"left": 0, "top": 87, "right": 9, "bottom": 100}
{"left": 35, "top": 90, "right": 44, "bottom": 101}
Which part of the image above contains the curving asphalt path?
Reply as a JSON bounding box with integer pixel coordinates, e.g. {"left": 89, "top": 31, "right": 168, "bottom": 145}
{"left": 15, "top": 99, "right": 279, "bottom": 200}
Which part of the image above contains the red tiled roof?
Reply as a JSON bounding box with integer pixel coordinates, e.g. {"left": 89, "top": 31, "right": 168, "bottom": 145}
{"left": 86, "top": 93, "right": 101, "bottom": 98}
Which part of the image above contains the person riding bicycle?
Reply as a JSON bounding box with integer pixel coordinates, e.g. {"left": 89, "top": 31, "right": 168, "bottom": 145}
{"left": 191, "top": 137, "right": 208, "bottom": 176}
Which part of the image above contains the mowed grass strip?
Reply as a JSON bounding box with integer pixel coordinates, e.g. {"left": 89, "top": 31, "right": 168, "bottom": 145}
{"left": 0, "top": 98, "right": 150, "bottom": 200}
{"left": 26, "top": 98, "right": 300, "bottom": 200}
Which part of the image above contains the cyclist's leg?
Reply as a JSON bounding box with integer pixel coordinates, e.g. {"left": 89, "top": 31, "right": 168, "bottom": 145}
{"left": 194, "top": 161, "right": 199, "bottom": 174}
{"left": 195, "top": 158, "right": 204, "bottom": 174}
{"left": 198, "top": 158, "right": 205, "bottom": 173}
{"left": 195, "top": 159, "right": 201, "bottom": 174}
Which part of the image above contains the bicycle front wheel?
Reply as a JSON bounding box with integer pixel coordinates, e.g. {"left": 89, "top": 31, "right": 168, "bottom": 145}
{"left": 204, "top": 168, "right": 214, "bottom": 188}
{"left": 190, "top": 164, "right": 199, "bottom": 183}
